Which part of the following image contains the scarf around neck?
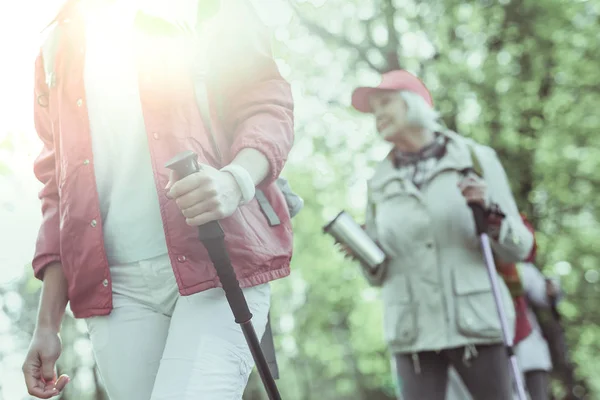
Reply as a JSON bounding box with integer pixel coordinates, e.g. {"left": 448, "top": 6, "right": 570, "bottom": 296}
{"left": 392, "top": 133, "right": 449, "bottom": 188}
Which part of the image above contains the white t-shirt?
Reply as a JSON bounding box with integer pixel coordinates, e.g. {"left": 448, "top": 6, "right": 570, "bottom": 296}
{"left": 83, "top": 0, "right": 169, "bottom": 265}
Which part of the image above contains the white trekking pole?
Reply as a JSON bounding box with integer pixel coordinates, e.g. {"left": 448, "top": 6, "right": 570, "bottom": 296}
{"left": 468, "top": 202, "right": 528, "bottom": 400}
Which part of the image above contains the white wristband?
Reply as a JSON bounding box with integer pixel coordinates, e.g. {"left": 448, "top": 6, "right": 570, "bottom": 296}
{"left": 220, "top": 164, "right": 256, "bottom": 205}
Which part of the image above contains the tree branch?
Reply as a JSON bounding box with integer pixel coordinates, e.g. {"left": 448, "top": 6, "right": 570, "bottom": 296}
{"left": 364, "top": 16, "right": 380, "bottom": 50}
{"left": 288, "top": 1, "right": 384, "bottom": 72}
{"left": 382, "top": 0, "right": 400, "bottom": 70}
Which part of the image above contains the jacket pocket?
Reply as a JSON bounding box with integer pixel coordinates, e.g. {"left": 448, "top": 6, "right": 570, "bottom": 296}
{"left": 452, "top": 268, "right": 505, "bottom": 339}
{"left": 384, "top": 301, "right": 419, "bottom": 346}
{"left": 382, "top": 275, "right": 418, "bottom": 346}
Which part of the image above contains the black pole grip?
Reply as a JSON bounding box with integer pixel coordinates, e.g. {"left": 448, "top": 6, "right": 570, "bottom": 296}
{"left": 164, "top": 150, "right": 201, "bottom": 179}
{"left": 164, "top": 151, "right": 226, "bottom": 241}
{"left": 165, "top": 151, "right": 252, "bottom": 323}
{"left": 468, "top": 202, "right": 488, "bottom": 235}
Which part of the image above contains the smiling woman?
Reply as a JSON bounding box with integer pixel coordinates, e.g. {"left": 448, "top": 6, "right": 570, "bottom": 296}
{"left": 369, "top": 90, "right": 443, "bottom": 142}
{"left": 335, "top": 69, "right": 535, "bottom": 400}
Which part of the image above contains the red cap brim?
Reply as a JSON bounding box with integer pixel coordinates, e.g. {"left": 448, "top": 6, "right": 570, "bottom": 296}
{"left": 351, "top": 70, "right": 434, "bottom": 113}
{"left": 351, "top": 87, "right": 395, "bottom": 114}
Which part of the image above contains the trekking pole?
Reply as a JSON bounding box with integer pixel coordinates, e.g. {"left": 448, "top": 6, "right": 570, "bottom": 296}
{"left": 165, "top": 150, "right": 282, "bottom": 400}
{"left": 468, "top": 203, "right": 528, "bottom": 400}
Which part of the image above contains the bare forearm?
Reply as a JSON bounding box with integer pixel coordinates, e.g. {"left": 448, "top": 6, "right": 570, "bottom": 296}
{"left": 36, "top": 262, "right": 69, "bottom": 332}
{"left": 229, "top": 148, "right": 270, "bottom": 186}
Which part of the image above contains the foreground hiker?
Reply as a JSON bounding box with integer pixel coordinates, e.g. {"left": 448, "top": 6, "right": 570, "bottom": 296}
{"left": 22, "top": 1, "right": 294, "bottom": 398}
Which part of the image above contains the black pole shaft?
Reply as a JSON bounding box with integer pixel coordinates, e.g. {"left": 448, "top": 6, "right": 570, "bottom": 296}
{"left": 203, "top": 239, "right": 281, "bottom": 400}
{"left": 241, "top": 321, "right": 281, "bottom": 399}
{"left": 165, "top": 151, "right": 281, "bottom": 400}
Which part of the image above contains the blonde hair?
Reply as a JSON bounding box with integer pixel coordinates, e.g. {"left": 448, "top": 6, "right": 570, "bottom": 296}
{"left": 398, "top": 90, "right": 444, "bottom": 132}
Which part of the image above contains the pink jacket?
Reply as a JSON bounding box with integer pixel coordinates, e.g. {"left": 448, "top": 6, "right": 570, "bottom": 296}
{"left": 32, "top": 1, "right": 294, "bottom": 318}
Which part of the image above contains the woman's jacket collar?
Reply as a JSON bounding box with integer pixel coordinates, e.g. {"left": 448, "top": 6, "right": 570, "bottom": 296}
{"left": 369, "top": 129, "right": 481, "bottom": 192}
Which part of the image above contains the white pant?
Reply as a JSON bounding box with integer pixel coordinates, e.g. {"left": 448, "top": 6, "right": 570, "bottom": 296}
{"left": 85, "top": 254, "right": 271, "bottom": 400}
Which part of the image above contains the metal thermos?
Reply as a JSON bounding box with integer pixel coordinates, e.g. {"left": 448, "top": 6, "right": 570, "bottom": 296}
{"left": 323, "top": 211, "right": 386, "bottom": 271}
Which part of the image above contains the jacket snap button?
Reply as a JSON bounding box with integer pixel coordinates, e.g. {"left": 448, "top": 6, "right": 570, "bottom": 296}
{"left": 90, "top": 219, "right": 97, "bottom": 227}
{"left": 83, "top": 159, "right": 90, "bottom": 165}
{"left": 102, "top": 279, "right": 108, "bottom": 287}
{"left": 76, "top": 98, "right": 83, "bottom": 107}
{"left": 153, "top": 132, "right": 159, "bottom": 140}
{"left": 426, "top": 242, "right": 434, "bottom": 249}
{"left": 177, "top": 255, "right": 187, "bottom": 262}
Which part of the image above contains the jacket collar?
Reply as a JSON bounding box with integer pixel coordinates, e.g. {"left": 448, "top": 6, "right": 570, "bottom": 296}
{"left": 40, "top": 1, "right": 82, "bottom": 89}
{"left": 370, "top": 129, "right": 477, "bottom": 194}
{"left": 432, "top": 129, "right": 475, "bottom": 176}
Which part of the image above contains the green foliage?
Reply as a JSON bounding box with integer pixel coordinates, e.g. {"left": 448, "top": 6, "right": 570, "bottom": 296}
{"left": 4, "top": 0, "right": 599, "bottom": 399}
{"left": 246, "top": 0, "right": 600, "bottom": 398}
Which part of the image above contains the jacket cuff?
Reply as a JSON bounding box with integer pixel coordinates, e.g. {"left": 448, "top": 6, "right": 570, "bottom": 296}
{"left": 229, "top": 135, "right": 286, "bottom": 189}
{"left": 32, "top": 254, "right": 62, "bottom": 280}
{"left": 495, "top": 215, "right": 534, "bottom": 261}
{"left": 32, "top": 202, "right": 62, "bottom": 281}
{"left": 486, "top": 203, "right": 505, "bottom": 240}
{"left": 360, "top": 258, "right": 388, "bottom": 287}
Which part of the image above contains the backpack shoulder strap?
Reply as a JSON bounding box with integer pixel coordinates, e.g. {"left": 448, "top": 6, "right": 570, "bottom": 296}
{"left": 467, "top": 144, "right": 484, "bottom": 178}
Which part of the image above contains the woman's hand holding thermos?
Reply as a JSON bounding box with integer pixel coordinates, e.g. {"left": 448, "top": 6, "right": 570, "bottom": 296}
{"left": 324, "top": 212, "right": 387, "bottom": 271}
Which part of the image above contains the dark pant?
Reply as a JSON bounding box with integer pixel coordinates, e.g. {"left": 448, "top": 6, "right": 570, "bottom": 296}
{"left": 394, "top": 344, "right": 513, "bottom": 400}
{"left": 525, "top": 370, "right": 550, "bottom": 400}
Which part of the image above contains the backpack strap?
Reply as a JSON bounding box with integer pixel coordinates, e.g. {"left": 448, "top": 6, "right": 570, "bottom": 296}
{"left": 467, "top": 144, "right": 484, "bottom": 178}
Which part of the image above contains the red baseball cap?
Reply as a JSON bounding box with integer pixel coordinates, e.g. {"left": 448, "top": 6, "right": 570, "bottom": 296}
{"left": 351, "top": 69, "right": 433, "bottom": 113}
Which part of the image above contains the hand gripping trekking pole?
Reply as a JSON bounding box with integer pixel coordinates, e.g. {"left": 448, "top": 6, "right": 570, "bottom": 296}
{"left": 165, "top": 151, "right": 282, "bottom": 400}
{"left": 469, "top": 203, "right": 527, "bottom": 400}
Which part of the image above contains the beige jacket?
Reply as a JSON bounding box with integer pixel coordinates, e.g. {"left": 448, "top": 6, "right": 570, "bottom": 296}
{"left": 363, "top": 131, "right": 534, "bottom": 355}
